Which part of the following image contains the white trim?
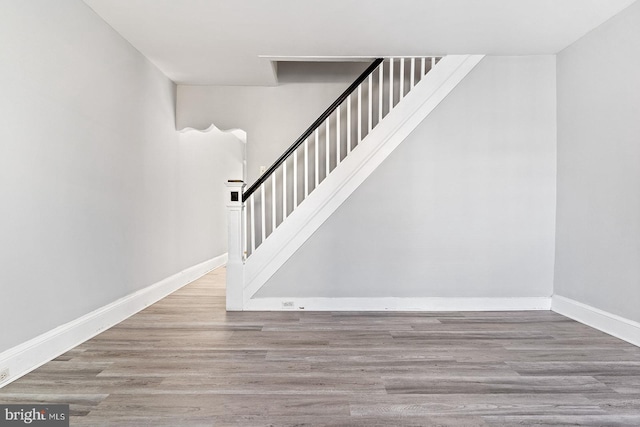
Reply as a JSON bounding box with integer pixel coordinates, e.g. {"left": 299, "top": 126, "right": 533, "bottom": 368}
{"left": 245, "top": 297, "right": 551, "bottom": 312}
{"left": 242, "top": 55, "right": 485, "bottom": 303}
{"left": 259, "top": 55, "right": 442, "bottom": 62}
{"left": 0, "top": 254, "right": 227, "bottom": 388}
{"left": 552, "top": 295, "right": 640, "bottom": 348}
{"left": 177, "top": 123, "right": 246, "bottom": 143}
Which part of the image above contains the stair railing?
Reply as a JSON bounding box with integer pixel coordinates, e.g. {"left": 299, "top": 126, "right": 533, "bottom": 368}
{"left": 241, "top": 57, "right": 440, "bottom": 258}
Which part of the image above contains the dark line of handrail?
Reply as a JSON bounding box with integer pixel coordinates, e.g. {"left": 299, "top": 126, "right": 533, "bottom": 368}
{"left": 243, "top": 58, "right": 384, "bottom": 201}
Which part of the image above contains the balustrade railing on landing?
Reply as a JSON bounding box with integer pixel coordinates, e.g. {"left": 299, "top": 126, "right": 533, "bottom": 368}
{"left": 242, "top": 56, "right": 441, "bottom": 258}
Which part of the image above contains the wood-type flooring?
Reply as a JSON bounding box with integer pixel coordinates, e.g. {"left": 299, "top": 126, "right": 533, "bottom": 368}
{"left": 1, "top": 267, "right": 640, "bottom": 426}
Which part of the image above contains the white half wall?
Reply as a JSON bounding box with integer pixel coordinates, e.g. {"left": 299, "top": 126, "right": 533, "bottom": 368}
{"left": 554, "top": 1, "right": 640, "bottom": 324}
{"left": 254, "top": 56, "right": 557, "bottom": 300}
{"left": 0, "top": 0, "right": 240, "bottom": 360}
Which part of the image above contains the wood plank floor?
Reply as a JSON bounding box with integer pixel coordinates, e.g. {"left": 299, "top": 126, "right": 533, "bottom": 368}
{"left": 2, "top": 267, "right": 640, "bottom": 426}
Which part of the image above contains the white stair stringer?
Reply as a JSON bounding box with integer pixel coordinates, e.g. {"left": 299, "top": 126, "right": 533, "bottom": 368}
{"left": 242, "top": 55, "right": 485, "bottom": 306}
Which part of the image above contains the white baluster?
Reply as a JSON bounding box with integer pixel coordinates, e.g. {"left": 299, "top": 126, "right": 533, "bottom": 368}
{"left": 336, "top": 105, "right": 341, "bottom": 164}
{"left": 368, "top": 75, "right": 373, "bottom": 133}
{"left": 399, "top": 57, "right": 405, "bottom": 99}
{"left": 293, "top": 149, "right": 298, "bottom": 208}
{"left": 260, "top": 183, "right": 266, "bottom": 243}
{"left": 271, "top": 172, "right": 276, "bottom": 233}
{"left": 304, "top": 138, "right": 309, "bottom": 197}
{"left": 421, "top": 57, "right": 426, "bottom": 77}
{"left": 379, "top": 63, "right": 383, "bottom": 122}
{"left": 410, "top": 57, "right": 415, "bottom": 89}
{"left": 250, "top": 194, "right": 255, "bottom": 252}
{"left": 431, "top": 56, "right": 436, "bottom": 69}
{"left": 314, "top": 128, "right": 319, "bottom": 188}
{"left": 282, "top": 160, "right": 287, "bottom": 220}
{"left": 242, "top": 197, "right": 247, "bottom": 259}
{"left": 357, "top": 85, "right": 362, "bottom": 143}
{"left": 325, "top": 120, "right": 330, "bottom": 177}
{"left": 347, "top": 95, "right": 352, "bottom": 153}
{"left": 389, "top": 58, "right": 394, "bottom": 110}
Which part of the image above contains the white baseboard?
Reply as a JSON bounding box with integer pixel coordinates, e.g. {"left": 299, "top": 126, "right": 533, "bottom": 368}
{"left": 245, "top": 297, "right": 551, "bottom": 311}
{"left": 552, "top": 295, "right": 640, "bottom": 348}
{"left": 0, "top": 253, "right": 227, "bottom": 388}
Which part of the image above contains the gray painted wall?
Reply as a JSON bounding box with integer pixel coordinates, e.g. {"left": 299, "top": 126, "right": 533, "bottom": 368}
{"left": 256, "top": 56, "right": 557, "bottom": 299}
{"left": 176, "top": 64, "right": 367, "bottom": 185}
{"left": 0, "top": 0, "right": 240, "bottom": 352}
{"left": 554, "top": 1, "right": 640, "bottom": 322}
{"left": 177, "top": 129, "right": 244, "bottom": 269}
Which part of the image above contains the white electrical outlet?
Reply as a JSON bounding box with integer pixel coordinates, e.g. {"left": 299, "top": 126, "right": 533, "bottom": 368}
{"left": 0, "top": 368, "right": 9, "bottom": 383}
{"left": 282, "top": 301, "right": 294, "bottom": 309}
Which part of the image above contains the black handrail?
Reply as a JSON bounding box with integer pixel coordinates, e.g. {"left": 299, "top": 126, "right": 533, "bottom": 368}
{"left": 243, "top": 58, "right": 384, "bottom": 202}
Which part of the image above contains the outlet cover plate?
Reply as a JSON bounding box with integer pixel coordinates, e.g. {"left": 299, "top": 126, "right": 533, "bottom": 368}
{"left": 0, "top": 368, "right": 9, "bottom": 383}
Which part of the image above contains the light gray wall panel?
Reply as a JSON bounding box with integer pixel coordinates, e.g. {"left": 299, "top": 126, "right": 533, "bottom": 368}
{"left": 176, "top": 65, "right": 367, "bottom": 184}
{"left": 0, "top": 0, "right": 238, "bottom": 352}
{"left": 256, "top": 56, "right": 557, "bottom": 298}
{"left": 555, "top": 2, "right": 640, "bottom": 322}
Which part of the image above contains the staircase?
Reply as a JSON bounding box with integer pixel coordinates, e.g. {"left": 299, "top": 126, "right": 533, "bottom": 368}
{"left": 225, "top": 55, "right": 484, "bottom": 310}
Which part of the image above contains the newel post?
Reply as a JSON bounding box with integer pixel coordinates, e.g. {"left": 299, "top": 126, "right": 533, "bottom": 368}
{"left": 225, "top": 180, "right": 245, "bottom": 311}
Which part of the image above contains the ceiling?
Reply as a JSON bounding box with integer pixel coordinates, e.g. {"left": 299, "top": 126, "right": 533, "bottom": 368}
{"left": 82, "top": 0, "right": 636, "bottom": 86}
